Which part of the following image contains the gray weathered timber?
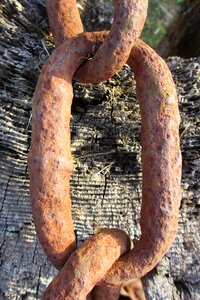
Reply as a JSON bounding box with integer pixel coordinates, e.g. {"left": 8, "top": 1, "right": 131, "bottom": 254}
{"left": 0, "top": 1, "right": 200, "bottom": 299}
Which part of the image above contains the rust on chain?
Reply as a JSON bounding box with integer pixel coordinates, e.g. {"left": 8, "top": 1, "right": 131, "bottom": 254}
{"left": 28, "top": 1, "right": 182, "bottom": 299}
{"left": 42, "top": 228, "right": 131, "bottom": 299}
{"left": 46, "top": 0, "right": 148, "bottom": 83}
{"left": 46, "top": 0, "right": 83, "bottom": 47}
{"left": 100, "top": 38, "right": 182, "bottom": 286}
{"left": 28, "top": 32, "right": 107, "bottom": 271}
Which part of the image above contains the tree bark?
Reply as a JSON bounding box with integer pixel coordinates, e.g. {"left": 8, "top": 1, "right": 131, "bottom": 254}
{"left": 157, "top": 0, "right": 200, "bottom": 58}
{"left": 0, "top": 1, "right": 199, "bottom": 299}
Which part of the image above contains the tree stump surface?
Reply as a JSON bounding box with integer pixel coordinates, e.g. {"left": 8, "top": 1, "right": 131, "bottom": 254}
{"left": 0, "top": 1, "right": 199, "bottom": 299}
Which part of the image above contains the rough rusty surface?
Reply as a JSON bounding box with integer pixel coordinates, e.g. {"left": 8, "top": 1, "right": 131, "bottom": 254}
{"left": 29, "top": 27, "right": 182, "bottom": 297}
{"left": 46, "top": 0, "right": 83, "bottom": 47}
{"left": 100, "top": 39, "right": 182, "bottom": 286}
{"left": 46, "top": 0, "right": 148, "bottom": 84}
{"left": 75, "top": 0, "right": 148, "bottom": 83}
{"left": 0, "top": 1, "right": 200, "bottom": 299}
{"left": 42, "top": 229, "right": 131, "bottom": 299}
{"left": 28, "top": 32, "right": 107, "bottom": 270}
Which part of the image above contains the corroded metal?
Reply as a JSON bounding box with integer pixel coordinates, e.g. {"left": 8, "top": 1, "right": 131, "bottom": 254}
{"left": 28, "top": 2, "right": 182, "bottom": 299}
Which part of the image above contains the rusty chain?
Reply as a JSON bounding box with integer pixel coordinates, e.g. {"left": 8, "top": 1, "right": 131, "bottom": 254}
{"left": 28, "top": 1, "right": 182, "bottom": 299}
{"left": 46, "top": 0, "right": 148, "bottom": 83}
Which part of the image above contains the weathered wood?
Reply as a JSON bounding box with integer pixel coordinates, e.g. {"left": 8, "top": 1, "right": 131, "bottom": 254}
{"left": 0, "top": 1, "right": 199, "bottom": 299}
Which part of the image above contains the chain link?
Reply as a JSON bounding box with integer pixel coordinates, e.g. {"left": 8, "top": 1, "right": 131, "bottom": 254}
{"left": 28, "top": 1, "right": 182, "bottom": 299}
{"left": 46, "top": 0, "right": 148, "bottom": 83}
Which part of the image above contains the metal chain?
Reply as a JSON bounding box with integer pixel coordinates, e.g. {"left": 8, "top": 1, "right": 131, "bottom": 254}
{"left": 46, "top": 0, "right": 148, "bottom": 83}
{"left": 28, "top": 1, "right": 182, "bottom": 299}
